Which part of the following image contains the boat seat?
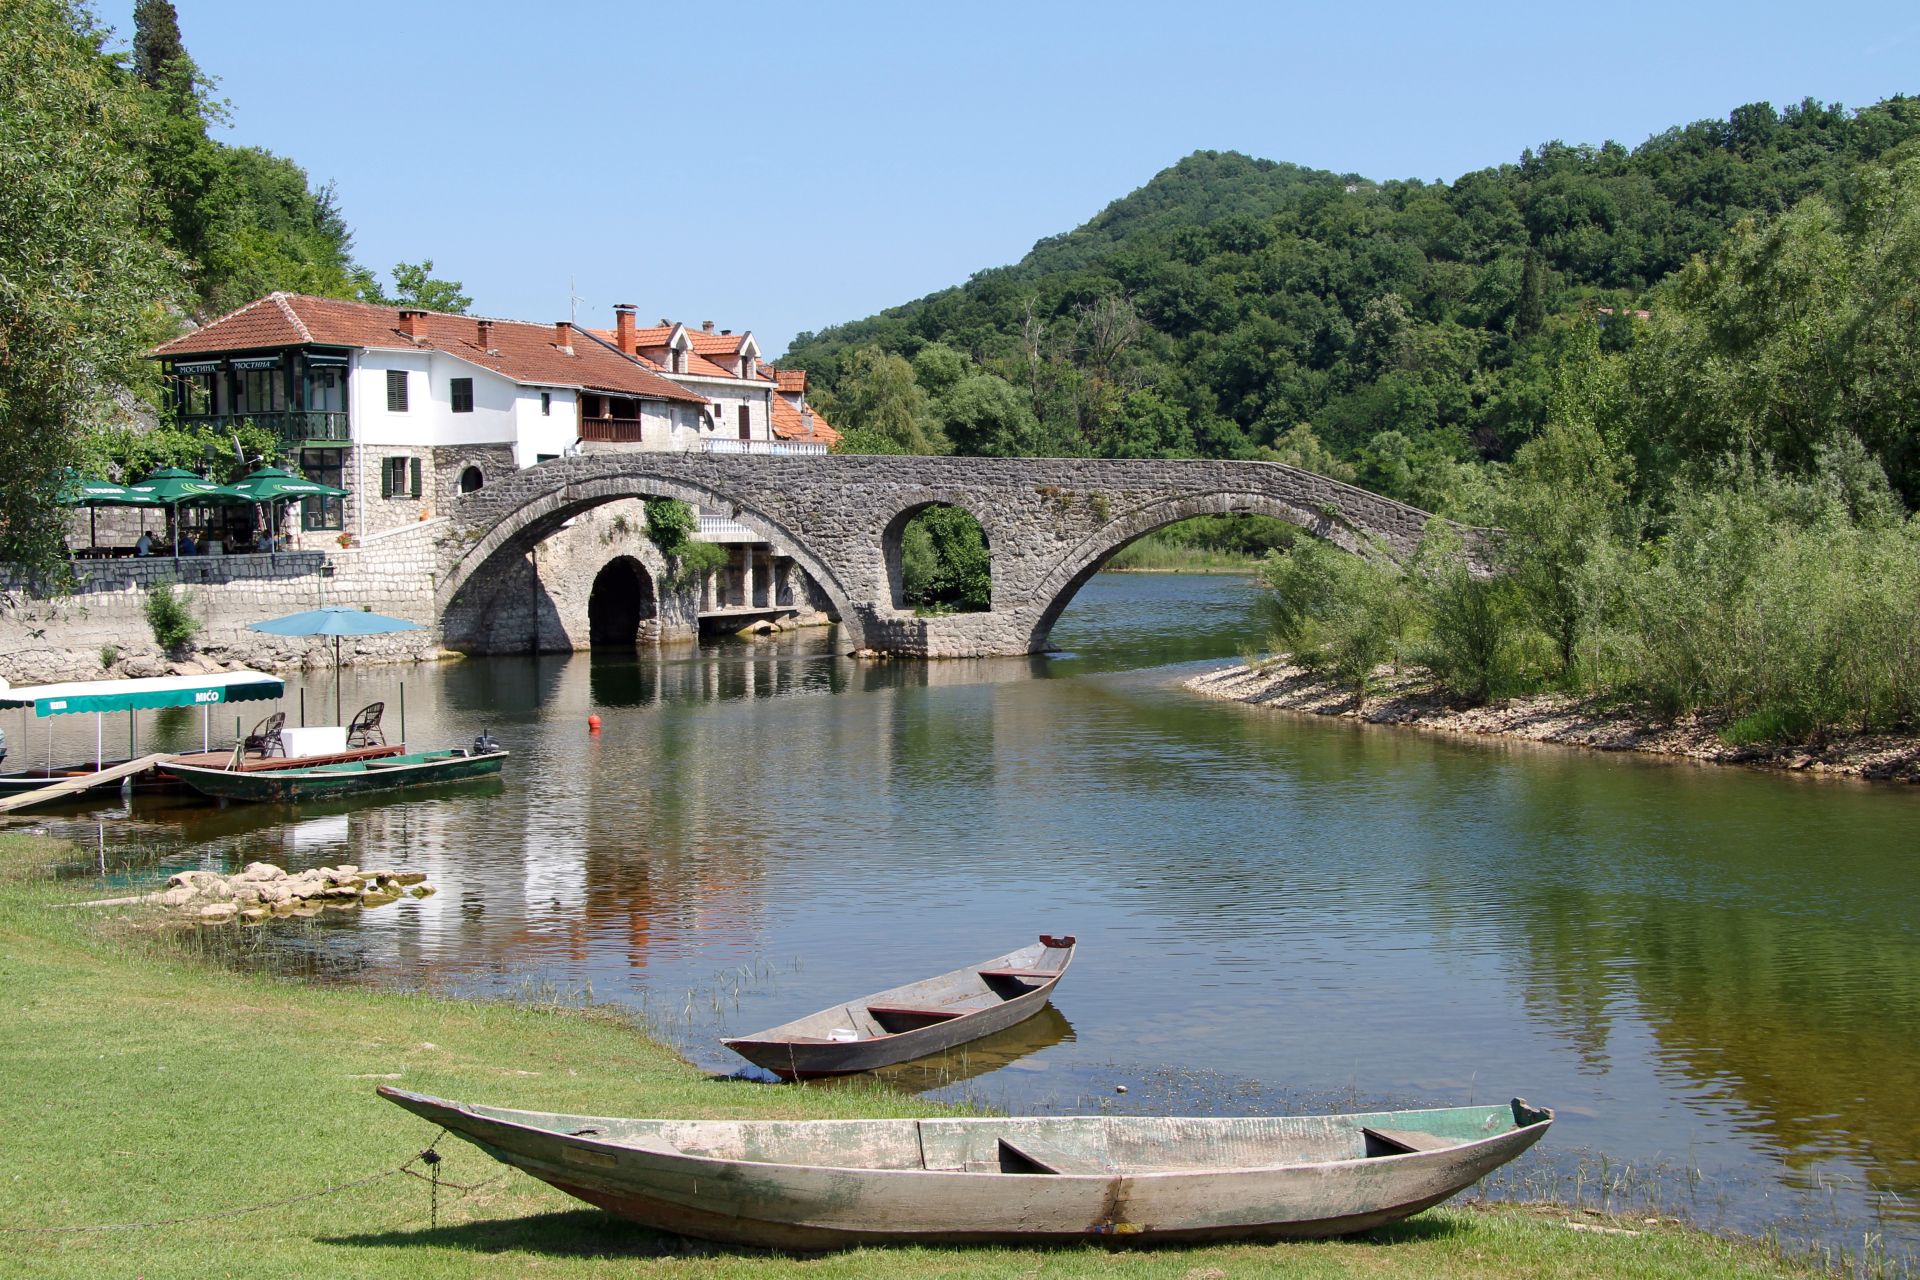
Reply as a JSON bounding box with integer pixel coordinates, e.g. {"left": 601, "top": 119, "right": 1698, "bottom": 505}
{"left": 865, "top": 1004, "right": 961, "bottom": 1021}
{"left": 1363, "top": 1127, "right": 1459, "bottom": 1156}
{"left": 997, "top": 1136, "right": 1106, "bottom": 1175}
{"left": 977, "top": 968, "right": 1056, "bottom": 981}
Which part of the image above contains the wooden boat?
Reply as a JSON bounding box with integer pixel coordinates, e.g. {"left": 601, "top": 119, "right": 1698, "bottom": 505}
{"left": 162, "top": 747, "right": 507, "bottom": 803}
{"left": 378, "top": 1087, "right": 1553, "bottom": 1249}
{"left": 0, "top": 743, "right": 406, "bottom": 799}
{"left": 723, "top": 935, "right": 1076, "bottom": 1080}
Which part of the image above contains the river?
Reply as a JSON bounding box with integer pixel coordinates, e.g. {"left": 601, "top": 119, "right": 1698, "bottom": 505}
{"left": 24, "top": 572, "right": 1920, "bottom": 1256}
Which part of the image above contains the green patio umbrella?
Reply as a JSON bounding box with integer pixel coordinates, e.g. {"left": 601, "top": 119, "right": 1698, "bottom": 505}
{"left": 56, "top": 475, "right": 163, "bottom": 551}
{"left": 229, "top": 466, "right": 349, "bottom": 559}
{"left": 127, "top": 467, "right": 252, "bottom": 561}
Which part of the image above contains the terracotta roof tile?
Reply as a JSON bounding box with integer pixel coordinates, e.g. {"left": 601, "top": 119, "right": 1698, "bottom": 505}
{"left": 773, "top": 367, "right": 807, "bottom": 393}
{"left": 688, "top": 331, "right": 749, "bottom": 356}
{"left": 771, "top": 392, "right": 840, "bottom": 445}
{"left": 153, "top": 293, "right": 704, "bottom": 404}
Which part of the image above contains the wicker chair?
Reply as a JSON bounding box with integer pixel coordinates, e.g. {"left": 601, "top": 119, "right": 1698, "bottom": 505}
{"left": 243, "top": 712, "right": 285, "bottom": 757}
{"left": 346, "top": 701, "right": 385, "bottom": 748}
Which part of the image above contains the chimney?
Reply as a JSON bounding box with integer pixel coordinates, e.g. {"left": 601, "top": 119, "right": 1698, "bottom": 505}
{"left": 399, "top": 309, "right": 428, "bottom": 341}
{"left": 701, "top": 320, "right": 715, "bottom": 334}
{"left": 721, "top": 328, "right": 732, "bottom": 336}
{"left": 613, "top": 303, "right": 637, "bottom": 354}
{"left": 475, "top": 318, "right": 494, "bottom": 351}
{"left": 553, "top": 321, "right": 573, "bottom": 355}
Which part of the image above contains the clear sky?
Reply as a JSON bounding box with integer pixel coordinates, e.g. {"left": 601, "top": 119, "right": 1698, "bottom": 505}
{"left": 93, "top": 0, "right": 1918, "bottom": 357}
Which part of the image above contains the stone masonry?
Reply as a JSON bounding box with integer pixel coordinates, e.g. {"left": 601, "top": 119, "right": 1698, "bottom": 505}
{"left": 439, "top": 454, "right": 1464, "bottom": 658}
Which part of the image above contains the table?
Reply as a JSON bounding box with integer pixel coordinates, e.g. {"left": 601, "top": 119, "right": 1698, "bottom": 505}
{"left": 278, "top": 726, "right": 349, "bottom": 757}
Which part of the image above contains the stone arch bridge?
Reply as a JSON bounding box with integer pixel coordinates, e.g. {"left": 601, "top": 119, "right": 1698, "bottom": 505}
{"left": 437, "top": 454, "right": 1460, "bottom": 658}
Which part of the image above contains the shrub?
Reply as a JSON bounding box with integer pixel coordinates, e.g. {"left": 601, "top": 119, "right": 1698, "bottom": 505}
{"left": 1414, "top": 528, "right": 1535, "bottom": 705}
{"left": 143, "top": 584, "right": 199, "bottom": 653}
{"left": 98, "top": 644, "right": 118, "bottom": 669}
{"left": 1260, "top": 539, "right": 1413, "bottom": 699}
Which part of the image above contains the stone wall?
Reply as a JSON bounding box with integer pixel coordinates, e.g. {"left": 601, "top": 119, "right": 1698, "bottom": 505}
{"left": 355, "top": 445, "right": 438, "bottom": 536}
{"left": 0, "top": 523, "right": 444, "bottom": 686}
{"left": 433, "top": 444, "right": 517, "bottom": 513}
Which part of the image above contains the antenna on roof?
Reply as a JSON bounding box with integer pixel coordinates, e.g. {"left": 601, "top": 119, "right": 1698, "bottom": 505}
{"left": 568, "top": 276, "right": 586, "bottom": 328}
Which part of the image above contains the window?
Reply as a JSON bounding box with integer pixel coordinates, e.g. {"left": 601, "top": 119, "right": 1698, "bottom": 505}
{"left": 451, "top": 377, "right": 474, "bottom": 413}
{"left": 458, "top": 466, "right": 484, "bottom": 493}
{"left": 540, "top": 391, "right": 551, "bottom": 416}
{"left": 386, "top": 369, "right": 408, "bottom": 412}
{"left": 233, "top": 365, "right": 285, "bottom": 417}
{"left": 381, "top": 456, "right": 422, "bottom": 499}
{"left": 299, "top": 449, "right": 345, "bottom": 530}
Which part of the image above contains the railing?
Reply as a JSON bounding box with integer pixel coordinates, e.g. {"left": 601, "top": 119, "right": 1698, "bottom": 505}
{"left": 693, "top": 515, "right": 757, "bottom": 542}
{"left": 182, "top": 411, "right": 350, "bottom": 445}
{"left": 577, "top": 418, "right": 648, "bottom": 443}
{"left": 699, "top": 438, "right": 828, "bottom": 457}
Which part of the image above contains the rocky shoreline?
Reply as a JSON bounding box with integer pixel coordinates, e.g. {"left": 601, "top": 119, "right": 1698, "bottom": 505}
{"left": 1185, "top": 661, "right": 1920, "bottom": 783}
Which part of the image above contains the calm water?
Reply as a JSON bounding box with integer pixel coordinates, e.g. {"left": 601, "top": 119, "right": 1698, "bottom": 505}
{"left": 25, "top": 574, "right": 1920, "bottom": 1252}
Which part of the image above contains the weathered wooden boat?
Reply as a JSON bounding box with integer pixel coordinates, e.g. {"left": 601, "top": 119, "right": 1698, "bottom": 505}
{"left": 723, "top": 935, "right": 1076, "bottom": 1080}
{"left": 162, "top": 747, "right": 507, "bottom": 803}
{"left": 378, "top": 1087, "right": 1553, "bottom": 1248}
{"left": 0, "top": 743, "right": 406, "bottom": 800}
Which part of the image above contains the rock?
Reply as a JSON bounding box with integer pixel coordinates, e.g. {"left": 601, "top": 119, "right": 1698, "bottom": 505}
{"left": 198, "top": 903, "right": 237, "bottom": 922}
{"left": 238, "top": 862, "right": 286, "bottom": 881}
{"left": 360, "top": 890, "right": 401, "bottom": 909}
{"left": 390, "top": 872, "right": 428, "bottom": 887}
{"left": 334, "top": 864, "right": 358, "bottom": 875}
{"left": 238, "top": 907, "right": 268, "bottom": 924}
{"left": 408, "top": 884, "right": 436, "bottom": 898}
{"left": 157, "top": 886, "right": 197, "bottom": 907}
{"left": 230, "top": 886, "right": 261, "bottom": 907}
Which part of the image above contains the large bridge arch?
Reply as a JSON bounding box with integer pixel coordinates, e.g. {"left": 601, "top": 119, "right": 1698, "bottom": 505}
{"left": 437, "top": 461, "right": 866, "bottom": 653}
{"left": 1020, "top": 488, "right": 1405, "bottom": 653}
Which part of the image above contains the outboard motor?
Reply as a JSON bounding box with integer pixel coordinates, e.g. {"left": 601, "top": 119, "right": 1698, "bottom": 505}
{"left": 471, "top": 729, "right": 500, "bottom": 756}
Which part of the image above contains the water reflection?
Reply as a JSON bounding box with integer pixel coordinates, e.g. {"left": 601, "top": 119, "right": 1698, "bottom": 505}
{"left": 18, "top": 574, "right": 1920, "bottom": 1249}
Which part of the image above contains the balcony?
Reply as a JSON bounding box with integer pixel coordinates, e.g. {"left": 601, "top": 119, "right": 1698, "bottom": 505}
{"left": 694, "top": 514, "right": 758, "bottom": 542}
{"left": 578, "top": 418, "right": 647, "bottom": 443}
{"left": 183, "top": 411, "right": 350, "bottom": 447}
{"left": 699, "top": 438, "right": 828, "bottom": 457}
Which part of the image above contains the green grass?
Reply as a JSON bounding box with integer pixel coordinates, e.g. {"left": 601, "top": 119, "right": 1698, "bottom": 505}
{"left": 1104, "top": 535, "right": 1261, "bottom": 574}
{"left": 0, "top": 834, "right": 1838, "bottom": 1279}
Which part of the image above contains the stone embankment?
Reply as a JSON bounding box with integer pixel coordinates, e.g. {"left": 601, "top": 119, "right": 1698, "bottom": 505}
{"left": 1186, "top": 661, "right": 1920, "bottom": 783}
{"left": 151, "top": 862, "right": 435, "bottom": 923}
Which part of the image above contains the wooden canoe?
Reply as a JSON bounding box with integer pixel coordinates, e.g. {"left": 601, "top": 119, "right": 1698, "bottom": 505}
{"left": 162, "top": 748, "right": 507, "bottom": 803}
{"left": 378, "top": 1087, "right": 1553, "bottom": 1249}
{"left": 722, "top": 935, "right": 1076, "bottom": 1080}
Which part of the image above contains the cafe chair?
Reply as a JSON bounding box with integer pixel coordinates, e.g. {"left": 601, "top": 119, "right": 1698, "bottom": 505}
{"left": 243, "top": 711, "right": 286, "bottom": 757}
{"left": 346, "top": 701, "right": 385, "bottom": 748}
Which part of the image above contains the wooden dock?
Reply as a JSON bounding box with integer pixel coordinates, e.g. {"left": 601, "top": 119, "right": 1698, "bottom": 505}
{"left": 0, "top": 753, "right": 173, "bottom": 815}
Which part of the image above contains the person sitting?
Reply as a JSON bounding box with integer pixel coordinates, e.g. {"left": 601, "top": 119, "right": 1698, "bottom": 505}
{"left": 177, "top": 531, "right": 198, "bottom": 556}
{"left": 134, "top": 531, "right": 153, "bottom": 557}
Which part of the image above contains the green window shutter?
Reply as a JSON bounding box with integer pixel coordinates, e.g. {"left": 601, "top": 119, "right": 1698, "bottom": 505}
{"left": 409, "top": 457, "right": 422, "bottom": 499}
{"left": 380, "top": 458, "right": 393, "bottom": 498}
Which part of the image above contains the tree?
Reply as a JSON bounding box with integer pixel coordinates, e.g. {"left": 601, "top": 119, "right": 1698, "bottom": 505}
{"left": 910, "top": 343, "right": 968, "bottom": 397}
{"left": 383, "top": 260, "right": 472, "bottom": 314}
{"left": 839, "top": 347, "right": 943, "bottom": 454}
{"left": 1513, "top": 246, "right": 1547, "bottom": 338}
{"left": 936, "top": 373, "right": 1039, "bottom": 456}
{"left": 130, "top": 0, "right": 184, "bottom": 88}
{"left": 0, "top": 1, "right": 175, "bottom": 574}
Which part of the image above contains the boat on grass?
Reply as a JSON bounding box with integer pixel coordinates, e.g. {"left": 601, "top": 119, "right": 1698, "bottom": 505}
{"left": 163, "top": 746, "right": 507, "bottom": 803}
{"left": 378, "top": 1086, "right": 1553, "bottom": 1249}
{"left": 722, "top": 935, "right": 1075, "bottom": 1080}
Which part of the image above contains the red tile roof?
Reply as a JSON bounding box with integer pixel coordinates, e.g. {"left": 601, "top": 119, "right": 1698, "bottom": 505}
{"left": 773, "top": 367, "right": 807, "bottom": 393}
{"left": 771, "top": 393, "right": 841, "bottom": 446}
{"left": 154, "top": 293, "right": 706, "bottom": 405}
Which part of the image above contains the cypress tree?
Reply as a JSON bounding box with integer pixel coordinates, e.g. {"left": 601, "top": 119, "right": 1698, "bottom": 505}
{"left": 131, "top": 0, "right": 184, "bottom": 89}
{"left": 1514, "top": 246, "right": 1547, "bottom": 339}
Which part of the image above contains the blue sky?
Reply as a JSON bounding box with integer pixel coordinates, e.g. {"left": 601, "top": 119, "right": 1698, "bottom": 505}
{"left": 95, "top": 1, "right": 1918, "bottom": 356}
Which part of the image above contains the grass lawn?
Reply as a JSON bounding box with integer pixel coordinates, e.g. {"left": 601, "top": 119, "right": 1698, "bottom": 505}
{"left": 0, "top": 833, "right": 1829, "bottom": 1279}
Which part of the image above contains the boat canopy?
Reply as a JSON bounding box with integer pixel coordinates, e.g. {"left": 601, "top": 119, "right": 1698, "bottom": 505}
{"left": 0, "top": 671, "right": 284, "bottom": 718}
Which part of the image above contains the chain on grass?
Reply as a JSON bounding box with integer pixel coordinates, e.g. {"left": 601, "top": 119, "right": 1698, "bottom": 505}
{"left": 0, "top": 1128, "right": 502, "bottom": 1236}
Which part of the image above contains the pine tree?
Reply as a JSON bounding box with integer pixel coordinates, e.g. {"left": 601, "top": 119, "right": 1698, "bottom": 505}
{"left": 131, "top": 0, "right": 185, "bottom": 89}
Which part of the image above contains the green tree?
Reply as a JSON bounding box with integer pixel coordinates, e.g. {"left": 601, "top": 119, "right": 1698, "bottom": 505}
{"left": 1513, "top": 246, "right": 1547, "bottom": 338}
{"left": 910, "top": 342, "right": 968, "bottom": 397}
{"left": 130, "top": 0, "right": 184, "bottom": 87}
{"left": 899, "top": 505, "right": 991, "bottom": 611}
{"left": 380, "top": 259, "right": 472, "bottom": 314}
{"left": 839, "top": 347, "right": 943, "bottom": 454}
{"left": 936, "top": 373, "right": 1039, "bottom": 457}
{"left": 0, "top": 0, "right": 175, "bottom": 573}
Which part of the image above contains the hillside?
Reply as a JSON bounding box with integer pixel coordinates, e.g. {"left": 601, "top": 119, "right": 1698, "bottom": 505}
{"left": 783, "top": 95, "right": 1920, "bottom": 504}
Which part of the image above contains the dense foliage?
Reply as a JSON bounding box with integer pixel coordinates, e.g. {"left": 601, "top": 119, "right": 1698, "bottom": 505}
{"left": 0, "top": 0, "right": 174, "bottom": 573}
{"left": 899, "top": 506, "right": 991, "bottom": 613}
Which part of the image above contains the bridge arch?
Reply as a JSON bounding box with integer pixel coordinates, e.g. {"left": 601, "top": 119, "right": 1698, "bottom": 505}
{"left": 437, "top": 466, "right": 865, "bottom": 652}
{"left": 882, "top": 498, "right": 994, "bottom": 612}
{"left": 1021, "top": 489, "right": 1403, "bottom": 653}
{"left": 587, "top": 555, "right": 656, "bottom": 646}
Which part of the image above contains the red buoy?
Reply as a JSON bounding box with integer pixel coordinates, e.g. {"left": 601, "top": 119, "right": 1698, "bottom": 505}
{"left": 587, "top": 714, "right": 601, "bottom": 734}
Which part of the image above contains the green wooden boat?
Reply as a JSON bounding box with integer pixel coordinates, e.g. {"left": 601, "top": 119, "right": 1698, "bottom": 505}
{"left": 163, "top": 747, "right": 507, "bottom": 803}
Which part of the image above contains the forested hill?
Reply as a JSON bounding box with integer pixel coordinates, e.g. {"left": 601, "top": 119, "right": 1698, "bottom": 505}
{"left": 783, "top": 96, "right": 1920, "bottom": 501}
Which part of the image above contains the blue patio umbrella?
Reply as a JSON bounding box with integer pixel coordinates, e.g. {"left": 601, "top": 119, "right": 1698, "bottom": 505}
{"left": 246, "top": 607, "right": 424, "bottom": 724}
